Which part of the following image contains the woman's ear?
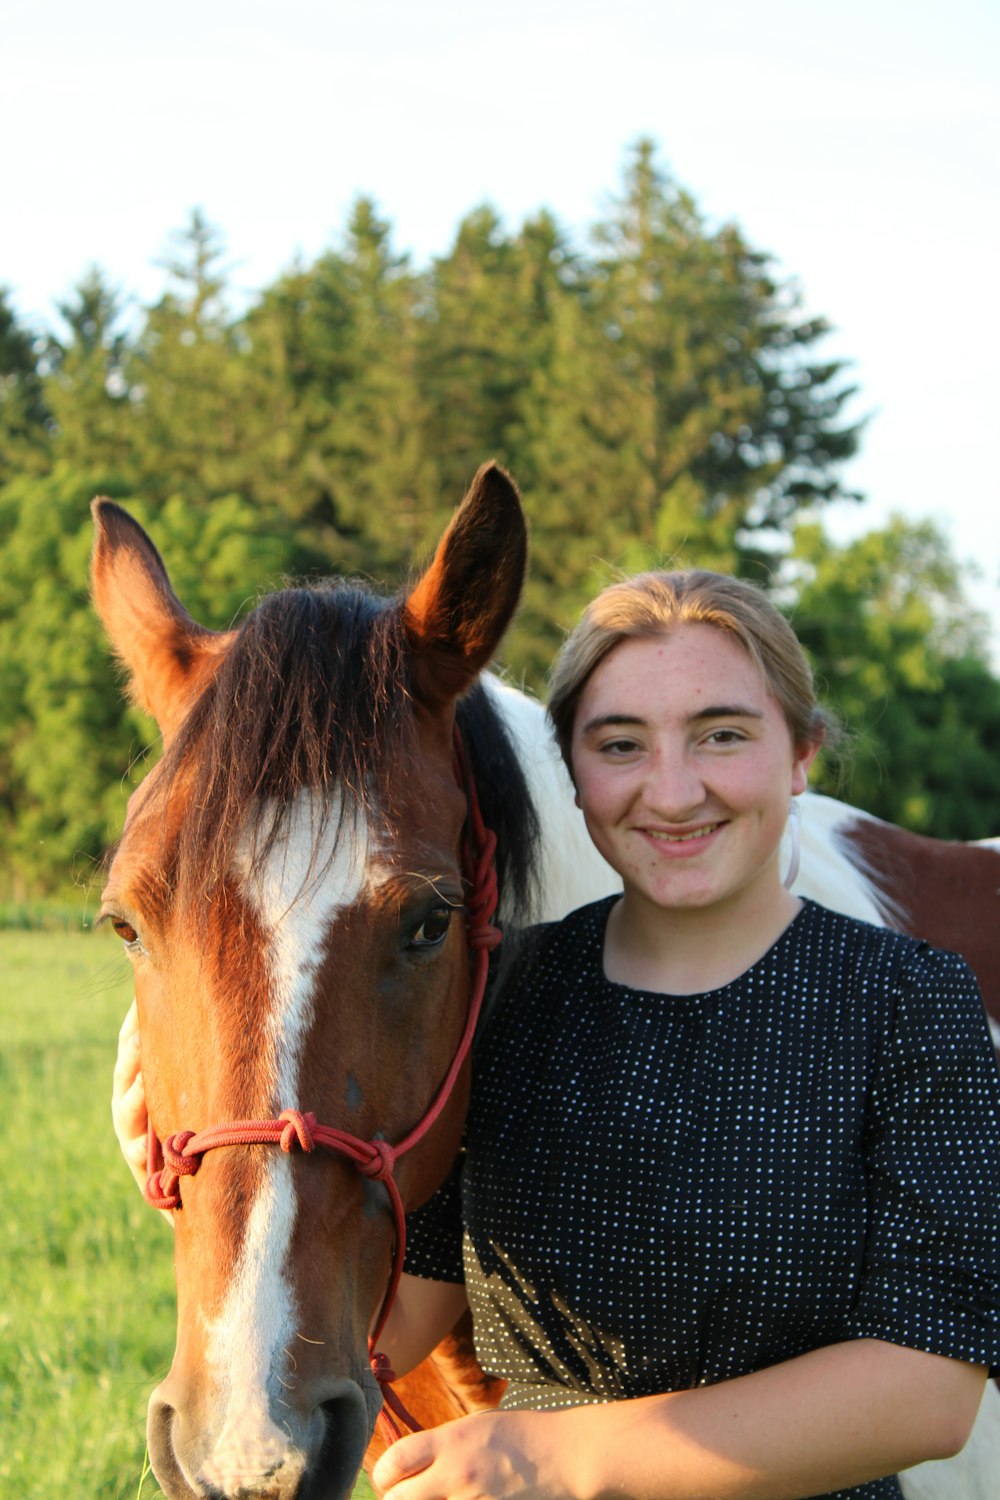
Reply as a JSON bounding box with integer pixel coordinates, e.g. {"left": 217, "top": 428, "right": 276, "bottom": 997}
{"left": 791, "top": 736, "right": 822, "bottom": 796}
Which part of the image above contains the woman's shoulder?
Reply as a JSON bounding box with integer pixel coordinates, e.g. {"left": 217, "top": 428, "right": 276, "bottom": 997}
{"left": 485, "top": 897, "right": 616, "bottom": 1024}
{"left": 803, "top": 898, "right": 972, "bottom": 966}
{"left": 509, "top": 895, "right": 616, "bottom": 969}
{"left": 801, "top": 900, "right": 983, "bottom": 1017}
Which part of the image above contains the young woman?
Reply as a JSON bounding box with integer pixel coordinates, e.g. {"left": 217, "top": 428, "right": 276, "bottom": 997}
{"left": 113, "top": 570, "right": 1000, "bottom": 1500}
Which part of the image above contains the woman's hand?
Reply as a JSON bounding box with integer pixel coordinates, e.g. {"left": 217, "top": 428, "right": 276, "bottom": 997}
{"left": 371, "top": 1409, "right": 583, "bottom": 1500}
{"left": 112, "top": 1000, "right": 173, "bottom": 1227}
{"left": 112, "top": 1000, "right": 149, "bottom": 1190}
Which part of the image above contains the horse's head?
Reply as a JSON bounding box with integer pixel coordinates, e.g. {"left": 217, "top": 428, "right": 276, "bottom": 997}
{"left": 92, "top": 466, "right": 528, "bottom": 1500}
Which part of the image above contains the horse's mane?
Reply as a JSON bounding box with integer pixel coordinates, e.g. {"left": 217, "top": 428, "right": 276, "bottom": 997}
{"left": 454, "top": 679, "right": 541, "bottom": 927}
{"left": 153, "top": 580, "right": 540, "bottom": 925}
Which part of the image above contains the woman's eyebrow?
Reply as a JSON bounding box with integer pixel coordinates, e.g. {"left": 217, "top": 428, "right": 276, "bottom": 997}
{"left": 580, "top": 703, "right": 766, "bottom": 737}
{"left": 580, "top": 712, "right": 646, "bottom": 734}
{"left": 690, "top": 703, "right": 765, "bottom": 722}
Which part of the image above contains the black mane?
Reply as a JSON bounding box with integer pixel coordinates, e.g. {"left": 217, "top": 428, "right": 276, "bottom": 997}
{"left": 155, "top": 579, "right": 540, "bottom": 925}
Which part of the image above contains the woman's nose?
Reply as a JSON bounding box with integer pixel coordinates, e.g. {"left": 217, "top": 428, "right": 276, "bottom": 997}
{"left": 639, "top": 748, "right": 706, "bottom": 818}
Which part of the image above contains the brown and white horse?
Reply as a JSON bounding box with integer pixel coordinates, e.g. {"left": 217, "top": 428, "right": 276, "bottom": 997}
{"left": 91, "top": 465, "right": 1000, "bottom": 1500}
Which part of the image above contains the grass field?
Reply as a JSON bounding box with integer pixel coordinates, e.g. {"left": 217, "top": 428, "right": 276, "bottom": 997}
{"left": 0, "top": 930, "right": 374, "bottom": 1499}
{"left": 0, "top": 928, "right": 173, "bottom": 1497}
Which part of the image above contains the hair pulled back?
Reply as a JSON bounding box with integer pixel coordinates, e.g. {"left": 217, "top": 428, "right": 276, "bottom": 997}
{"left": 547, "top": 570, "right": 830, "bottom": 774}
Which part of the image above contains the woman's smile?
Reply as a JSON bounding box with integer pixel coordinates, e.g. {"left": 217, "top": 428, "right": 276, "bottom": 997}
{"left": 639, "top": 820, "right": 724, "bottom": 848}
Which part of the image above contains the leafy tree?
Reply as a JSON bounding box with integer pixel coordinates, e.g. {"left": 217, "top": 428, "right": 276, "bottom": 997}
{"left": 0, "top": 467, "right": 143, "bottom": 899}
{"left": 789, "top": 517, "right": 1000, "bottom": 837}
{"left": 0, "top": 467, "right": 298, "bottom": 898}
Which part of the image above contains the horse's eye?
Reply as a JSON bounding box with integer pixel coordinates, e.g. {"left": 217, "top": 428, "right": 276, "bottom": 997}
{"left": 408, "top": 906, "right": 454, "bottom": 950}
{"left": 112, "top": 917, "right": 140, "bottom": 946}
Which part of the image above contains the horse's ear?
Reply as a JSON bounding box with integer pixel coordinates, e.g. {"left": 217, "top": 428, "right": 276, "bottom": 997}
{"left": 403, "top": 463, "right": 527, "bottom": 709}
{"left": 90, "top": 499, "right": 234, "bottom": 741}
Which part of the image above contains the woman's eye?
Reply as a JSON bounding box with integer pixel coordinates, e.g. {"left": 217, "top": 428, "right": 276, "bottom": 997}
{"left": 706, "top": 729, "right": 746, "bottom": 746}
{"left": 601, "top": 738, "right": 640, "bottom": 756}
{"left": 407, "top": 907, "right": 454, "bottom": 951}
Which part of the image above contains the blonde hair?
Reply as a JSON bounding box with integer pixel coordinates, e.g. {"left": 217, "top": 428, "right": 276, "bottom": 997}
{"left": 547, "top": 570, "right": 830, "bottom": 772}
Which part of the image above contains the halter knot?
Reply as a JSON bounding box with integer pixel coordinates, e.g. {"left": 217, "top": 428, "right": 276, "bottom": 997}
{"left": 277, "top": 1109, "right": 317, "bottom": 1153}
{"left": 357, "top": 1139, "right": 396, "bottom": 1183}
{"left": 163, "top": 1130, "right": 200, "bottom": 1176}
{"left": 145, "top": 1172, "right": 182, "bottom": 1211}
{"left": 369, "top": 1347, "right": 397, "bottom": 1386}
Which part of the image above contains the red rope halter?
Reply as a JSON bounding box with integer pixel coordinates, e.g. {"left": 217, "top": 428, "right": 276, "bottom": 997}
{"left": 142, "top": 728, "right": 501, "bottom": 1442}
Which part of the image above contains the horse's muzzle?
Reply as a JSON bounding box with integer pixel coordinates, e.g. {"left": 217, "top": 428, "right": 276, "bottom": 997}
{"left": 147, "top": 1376, "right": 371, "bottom": 1500}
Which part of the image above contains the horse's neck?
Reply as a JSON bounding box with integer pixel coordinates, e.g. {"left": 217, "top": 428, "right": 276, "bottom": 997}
{"left": 482, "top": 676, "right": 888, "bottom": 929}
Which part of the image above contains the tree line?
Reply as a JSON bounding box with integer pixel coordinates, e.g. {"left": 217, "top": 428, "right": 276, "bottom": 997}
{"left": 1, "top": 140, "right": 998, "bottom": 898}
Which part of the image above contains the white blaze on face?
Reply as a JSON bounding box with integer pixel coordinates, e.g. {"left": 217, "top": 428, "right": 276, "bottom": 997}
{"left": 202, "top": 793, "right": 376, "bottom": 1478}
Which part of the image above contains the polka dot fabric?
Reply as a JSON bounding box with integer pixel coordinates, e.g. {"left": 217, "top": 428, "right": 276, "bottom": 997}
{"left": 405, "top": 898, "right": 1000, "bottom": 1500}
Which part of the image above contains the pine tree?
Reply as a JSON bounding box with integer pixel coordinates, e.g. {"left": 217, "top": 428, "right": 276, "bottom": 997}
{"left": 125, "top": 209, "right": 265, "bottom": 509}
{"left": 308, "top": 197, "right": 438, "bottom": 573}
{"left": 244, "top": 198, "right": 437, "bottom": 578}
{"left": 0, "top": 288, "right": 51, "bottom": 483}
{"left": 418, "top": 205, "right": 531, "bottom": 505}
{"left": 43, "top": 268, "right": 133, "bottom": 478}
{"left": 589, "top": 140, "right": 862, "bottom": 580}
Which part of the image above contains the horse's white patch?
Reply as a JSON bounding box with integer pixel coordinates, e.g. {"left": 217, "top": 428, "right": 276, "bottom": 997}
{"left": 202, "top": 793, "right": 384, "bottom": 1466}
{"left": 790, "top": 794, "right": 892, "bottom": 926}
{"left": 200, "top": 1165, "right": 301, "bottom": 1488}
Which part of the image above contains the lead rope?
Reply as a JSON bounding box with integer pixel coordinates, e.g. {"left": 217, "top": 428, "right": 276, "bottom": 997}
{"left": 142, "top": 729, "right": 501, "bottom": 1444}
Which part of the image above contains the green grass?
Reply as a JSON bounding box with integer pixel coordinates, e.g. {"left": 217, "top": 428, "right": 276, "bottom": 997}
{"left": 0, "top": 929, "right": 174, "bottom": 1497}
{"left": 0, "top": 930, "right": 378, "bottom": 1500}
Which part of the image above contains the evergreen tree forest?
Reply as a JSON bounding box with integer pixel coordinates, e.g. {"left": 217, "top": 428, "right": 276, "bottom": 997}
{"left": 2, "top": 142, "right": 998, "bottom": 899}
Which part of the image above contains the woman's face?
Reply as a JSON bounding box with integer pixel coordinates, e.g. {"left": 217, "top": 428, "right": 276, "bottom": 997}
{"left": 570, "top": 625, "right": 817, "bottom": 919}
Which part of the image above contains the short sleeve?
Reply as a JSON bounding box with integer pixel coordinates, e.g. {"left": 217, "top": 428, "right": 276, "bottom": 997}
{"left": 403, "top": 1151, "right": 466, "bottom": 1284}
{"left": 841, "top": 945, "right": 1000, "bottom": 1376}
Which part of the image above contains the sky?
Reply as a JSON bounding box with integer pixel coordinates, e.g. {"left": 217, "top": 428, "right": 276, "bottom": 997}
{"left": 4, "top": 0, "right": 999, "bottom": 659}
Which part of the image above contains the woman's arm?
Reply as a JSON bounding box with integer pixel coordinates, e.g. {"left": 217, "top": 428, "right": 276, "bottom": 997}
{"left": 377, "top": 1273, "right": 471, "bottom": 1379}
{"left": 372, "top": 1338, "right": 988, "bottom": 1500}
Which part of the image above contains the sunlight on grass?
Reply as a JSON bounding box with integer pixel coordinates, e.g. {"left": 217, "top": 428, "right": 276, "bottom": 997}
{"left": 0, "top": 930, "right": 174, "bottom": 1499}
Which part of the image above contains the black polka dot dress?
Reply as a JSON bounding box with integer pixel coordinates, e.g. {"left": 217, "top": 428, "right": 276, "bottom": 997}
{"left": 405, "top": 898, "right": 1000, "bottom": 1500}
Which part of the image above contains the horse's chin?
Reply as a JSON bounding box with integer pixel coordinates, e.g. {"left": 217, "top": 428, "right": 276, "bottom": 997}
{"left": 147, "top": 1378, "right": 371, "bottom": 1500}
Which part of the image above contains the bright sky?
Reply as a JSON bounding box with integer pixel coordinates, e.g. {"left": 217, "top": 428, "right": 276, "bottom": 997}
{"left": 5, "top": 0, "right": 999, "bottom": 659}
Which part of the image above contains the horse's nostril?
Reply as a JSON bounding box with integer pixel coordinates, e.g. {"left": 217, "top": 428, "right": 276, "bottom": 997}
{"left": 300, "top": 1384, "right": 371, "bottom": 1500}
{"left": 147, "top": 1376, "right": 371, "bottom": 1500}
{"left": 147, "top": 1394, "right": 198, "bottom": 1499}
